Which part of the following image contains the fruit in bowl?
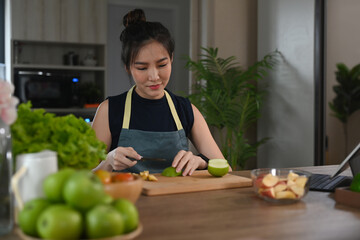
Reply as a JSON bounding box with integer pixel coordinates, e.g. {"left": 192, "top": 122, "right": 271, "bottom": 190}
{"left": 251, "top": 168, "right": 311, "bottom": 203}
{"left": 17, "top": 168, "right": 143, "bottom": 240}
{"left": 95, "top": 171, "right": 143, "bottom": 203}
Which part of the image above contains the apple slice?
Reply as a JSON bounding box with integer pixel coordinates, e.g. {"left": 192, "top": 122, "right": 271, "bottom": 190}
{"left": 274, "top": 182, "right": 287, "bottom": 193}
{"left": 295, "top": 176, "right": 308, "bottom": 188}
{"left": 148, "top": 174, "right": 158, "bottom": 182}
{"left": 262, "top": 174, "right": 279, "bottom": 187}
{"left": 287, "top": 172, "right": 299, "bottom": 182}
{"left": 290, "top": 185, "right": 305, "bottom": 197}
{"left": 254, "top": 177, "right": 264, "bottom": 188}
{"left": 287, "top": 179, "right": 296, "bottom": 187}
{"left": 279, "top": 177, "right": 287, "bottom": 182}
{"left": 275, "top": 190, "right": 296, "bottom": 199}
{"left": 259, "top": 187, "right": 276, "bottom": 199}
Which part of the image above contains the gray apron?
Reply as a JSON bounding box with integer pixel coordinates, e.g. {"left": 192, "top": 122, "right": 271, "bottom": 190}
{"left": 117, "top": 86, "right": 189, "bottom": 173}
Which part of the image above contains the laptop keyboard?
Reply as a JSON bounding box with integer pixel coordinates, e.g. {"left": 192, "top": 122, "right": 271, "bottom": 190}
{"left": 309, "top": 174, "right": 353, "bottom": 192}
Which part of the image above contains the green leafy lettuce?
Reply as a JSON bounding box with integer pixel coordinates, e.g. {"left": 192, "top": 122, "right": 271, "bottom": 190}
{"left": 11, "top": 102, "right": 107, "bottom": 169}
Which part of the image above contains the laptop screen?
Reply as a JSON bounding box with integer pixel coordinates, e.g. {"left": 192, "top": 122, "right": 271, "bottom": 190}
{"left": 331, "top": 142, "right": 360, "bottom": 178}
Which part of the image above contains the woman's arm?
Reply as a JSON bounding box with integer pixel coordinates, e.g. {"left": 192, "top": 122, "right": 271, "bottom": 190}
{"left": 172, "top": 104, "right": 226, "bottom": 176}
{"left": 92, "top": 100, "right": 113, "bottom": 171}
{"left": 91, "top": 100, "right": 141, "bottom": 172}
{"left": 189, "top": 104, "right": 225, "bottom": 160}
{"left": 92, "top": 100, "right": 111, "bottom": 152}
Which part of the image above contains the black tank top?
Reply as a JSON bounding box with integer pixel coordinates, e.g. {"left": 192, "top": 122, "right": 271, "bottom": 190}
{"left": 108, "top": 89, "right": 194, "bottom": 151}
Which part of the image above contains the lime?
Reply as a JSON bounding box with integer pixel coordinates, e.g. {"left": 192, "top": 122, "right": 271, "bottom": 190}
{"left": 208, "top": 159, "right": 229, "bottom": 177}
{"left": 161, "top": 167, "right": 182, "bottom": 177}
{"left": 350, "top": 173, "right": 360, "bottom": 192}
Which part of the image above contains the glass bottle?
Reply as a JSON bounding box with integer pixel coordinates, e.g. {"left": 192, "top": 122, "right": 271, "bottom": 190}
{"left": 0, "top": 115, "right": 14, "bottom": 236}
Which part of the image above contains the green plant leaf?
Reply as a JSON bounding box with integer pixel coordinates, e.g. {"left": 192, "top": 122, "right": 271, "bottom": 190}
{"left": 186, "top": 47, "right": 279, "bottom": 169}
{"left": 329, "top": 62, "right": 360, "bottom": 124}
{"left": 11, "top": 102, "right": 107, "bottom": 170}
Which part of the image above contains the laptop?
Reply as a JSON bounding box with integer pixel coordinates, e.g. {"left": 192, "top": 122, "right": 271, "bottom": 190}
{"left": 309, "top": 142, "right": 360, "bottom": 192}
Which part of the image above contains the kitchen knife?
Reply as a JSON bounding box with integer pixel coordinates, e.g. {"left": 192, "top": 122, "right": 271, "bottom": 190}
{"left": 127, "top": 156, "right": 166, "bottom": 162}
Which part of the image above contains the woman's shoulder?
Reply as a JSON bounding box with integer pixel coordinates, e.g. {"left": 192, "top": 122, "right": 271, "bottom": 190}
{"left": 165, "top": 89, "right": 194, "bottom": 132}
{"left": 165, "top": 89, "right": 191, "bottom": 108}
{"left": 107, "top": 91, "right": 128, "bottom": 103}
{"left": 107, "top": 91, "right": 128, "bottom": 121}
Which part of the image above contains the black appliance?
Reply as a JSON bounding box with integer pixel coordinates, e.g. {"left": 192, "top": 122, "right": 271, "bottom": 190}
{"left": 14, "top": 70, "right": 81, "bottom": 108}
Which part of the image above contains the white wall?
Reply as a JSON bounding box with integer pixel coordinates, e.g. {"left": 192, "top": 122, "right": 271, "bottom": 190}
{"left": 202, "top": 0, "right": 258, "bottom": 169}
{"left": 257, "top": 0, "right": 315, "bottom": 168}
{"left": 326, "top": 0, "right": 360, "bottom": 164}
{"left": 212, "top": 0, "right": 257, "bottom": 67}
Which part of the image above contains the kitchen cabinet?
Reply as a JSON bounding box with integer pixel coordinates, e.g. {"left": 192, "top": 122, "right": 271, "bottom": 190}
{"left": 9, "top": 0, "right": 107, "bottom": 119}
{"left": 11, "top": 0, "right": 61, "bottom": 42}
{"left": 11, "top": 0, "right": 106, "bottom": 44}
{"left": 11, "top": 39, "right": 106, "bottom": 119}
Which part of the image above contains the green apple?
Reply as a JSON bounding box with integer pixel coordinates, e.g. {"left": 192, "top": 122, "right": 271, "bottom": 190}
{"left": 63, "top": 170, "right": 105, "bottom": 212}
{"left": 85, "top": 204, "right": 124, "bottom": 239}
{"left": 18, "top": 198, "right": 51, "bottom": 237}
{"left": 113, "top": 198, "right": 139, "bottom": 233}
{"left": 100, "top": 193, "right": 114, "bottom": 205}
{"left": 43, "top": 168, "right": 75, "bottom": 203}
{"left": 37, "top": 204, "right": 83, "bottom": 240}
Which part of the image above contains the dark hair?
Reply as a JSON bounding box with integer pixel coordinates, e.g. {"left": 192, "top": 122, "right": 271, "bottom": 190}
{"left": 119, "top": 9, "right": 175, "bottom": 70}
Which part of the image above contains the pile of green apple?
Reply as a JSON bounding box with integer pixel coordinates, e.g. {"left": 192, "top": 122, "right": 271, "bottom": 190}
{"left": 18, "top": 168, "right": 139, "bottom": 239}
{"left": 256, "top": 172, "right": 308, "bottom": 200}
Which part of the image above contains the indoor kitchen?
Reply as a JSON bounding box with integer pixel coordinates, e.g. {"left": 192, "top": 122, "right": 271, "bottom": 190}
{"left": 1, "top": 0, "right": 360, "bottom": 239}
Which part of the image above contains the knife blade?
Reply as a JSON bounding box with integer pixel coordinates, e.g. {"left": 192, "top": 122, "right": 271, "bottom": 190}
{"left": 127, "top": 156, "right": 166, "bottom": 162}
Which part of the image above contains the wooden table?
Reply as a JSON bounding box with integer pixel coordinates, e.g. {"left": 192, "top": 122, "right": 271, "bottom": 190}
{"left": 134, "top": 166, "right": 360, "bottom": 240}
{"left": 3, "top": 166, "right": 360, "bottom": 240}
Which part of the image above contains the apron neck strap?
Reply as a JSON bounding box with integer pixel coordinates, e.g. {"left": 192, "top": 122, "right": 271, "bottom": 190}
{"left": 122, "top": 85, "right": 135, "bottom": 129}
{"left": 122, "top": 85, "right": 184, "bottom": 131}
{"left": 164, "top": 91, "right": 183, "bottom": 131}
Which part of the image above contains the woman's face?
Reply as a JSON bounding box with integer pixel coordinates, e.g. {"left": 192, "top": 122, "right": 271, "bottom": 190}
{"left": 129, "top": 41, "right": 172, "bottom": 99}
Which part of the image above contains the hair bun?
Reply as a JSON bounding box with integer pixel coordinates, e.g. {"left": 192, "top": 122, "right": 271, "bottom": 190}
{"left": 123, "top": 9, "right": 146, "bottom": 27}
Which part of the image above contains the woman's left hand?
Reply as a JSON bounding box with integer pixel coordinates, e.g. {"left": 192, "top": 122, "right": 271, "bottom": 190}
{"left": 172, "top": 150, "right": 207, "bottom": 176}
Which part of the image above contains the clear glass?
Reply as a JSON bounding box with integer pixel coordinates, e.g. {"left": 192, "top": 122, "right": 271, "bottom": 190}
{"left": 0, "top": 64, "right": 14, "bottom": 236}
{"left": 0, "top": 119, "right": 14, "bottom": 236}
{"left": 251, "top": 168, "right": 312, "bottom": 204}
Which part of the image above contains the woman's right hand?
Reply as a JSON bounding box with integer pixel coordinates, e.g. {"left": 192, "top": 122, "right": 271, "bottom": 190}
{"left": 106, "top": 147, "right": 142, "bottom": 171}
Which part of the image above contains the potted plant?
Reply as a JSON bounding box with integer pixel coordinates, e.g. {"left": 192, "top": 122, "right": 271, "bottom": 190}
{"left": 329, "top": 63, "right": 360, "bottom": 156}
{"left": 186, "top": 47, "right": 278, "bottom": 170}
{"left": 79, "top": 82, "right": 102, "bottom": 107}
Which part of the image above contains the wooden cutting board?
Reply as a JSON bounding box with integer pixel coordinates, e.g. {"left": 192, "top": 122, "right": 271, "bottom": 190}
{"left": 142, "top": 170, "right": 252, "bottom": 196}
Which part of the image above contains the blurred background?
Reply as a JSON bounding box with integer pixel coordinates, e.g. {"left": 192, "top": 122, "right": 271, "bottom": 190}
{"left": 1, "top": 0, "right": 359, "bottom": 169}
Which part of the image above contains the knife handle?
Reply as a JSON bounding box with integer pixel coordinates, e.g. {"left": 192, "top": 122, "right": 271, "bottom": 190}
{"left": 126, "top": 156, "right": 138, "bottom": 161}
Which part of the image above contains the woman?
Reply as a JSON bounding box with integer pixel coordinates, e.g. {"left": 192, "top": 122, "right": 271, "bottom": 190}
{"left": 92, "top": 9, "right": 225, "bottom": 176}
